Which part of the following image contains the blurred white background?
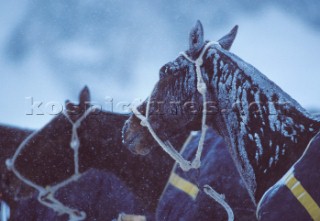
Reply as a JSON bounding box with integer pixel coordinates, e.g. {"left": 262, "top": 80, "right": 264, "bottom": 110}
{"left": 0, "top": 0, "right": 319, "bottom": 128}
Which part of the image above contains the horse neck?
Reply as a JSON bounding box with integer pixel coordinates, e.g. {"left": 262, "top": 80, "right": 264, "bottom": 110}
{"left": 206, "top": 49, "right": 320, "bottom": 202}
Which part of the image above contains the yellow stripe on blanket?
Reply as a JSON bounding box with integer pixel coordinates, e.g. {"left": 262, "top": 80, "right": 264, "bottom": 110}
{"left": 285, "top": 173, "right": 320, "bottom": 221}
{"left": 169, "top": 173, "right": 199, "bottom": 200}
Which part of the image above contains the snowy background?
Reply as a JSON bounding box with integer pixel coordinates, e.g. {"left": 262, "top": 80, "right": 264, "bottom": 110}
{"left": 1, "top": 0, "right": 320, "bottom": 129}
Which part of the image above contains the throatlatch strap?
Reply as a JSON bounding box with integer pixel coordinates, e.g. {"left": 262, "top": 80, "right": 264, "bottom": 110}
{"left": 169, "top": 173, "right": 199, "bottom": 200}
{"left": 285, "top": 173, "right": 320, "bottom": 221}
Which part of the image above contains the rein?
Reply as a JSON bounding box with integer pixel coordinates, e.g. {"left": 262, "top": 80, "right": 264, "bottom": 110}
{"left": 131, "top": 42, "right": 234, "bottom": 220}
{"left": 5, "top": 107, "right": 95, "bottom": 221}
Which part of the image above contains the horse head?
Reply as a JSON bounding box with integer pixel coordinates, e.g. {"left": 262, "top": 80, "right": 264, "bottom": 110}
{"left": 11, "top": 86, "right": 128, "bottom": 188}
{"left": 122, "top": 21, "right": 237, "bottom": 155}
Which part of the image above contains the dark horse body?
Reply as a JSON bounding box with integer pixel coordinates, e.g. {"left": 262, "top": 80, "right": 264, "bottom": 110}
{"left": 123, "top": 21, "right": 320, "bottom": 218}
{"left": 257, "top": 131, "right": 320, "bottom": 220}
{"left": 1, "top": 87, "right": 188, "bottom": 220}
{"left": 157, "top": 128, "right": 256, "bottom": 221}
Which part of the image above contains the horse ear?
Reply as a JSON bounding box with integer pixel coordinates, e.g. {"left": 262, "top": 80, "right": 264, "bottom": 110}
{"left": 218, "top": 25, "right": 238, "bottom": 50}
{"left": 79, "top": 85, "right": 90, "bottom": 107}
{"left": 189, "top": 20, "right": 204, "bottom": 53}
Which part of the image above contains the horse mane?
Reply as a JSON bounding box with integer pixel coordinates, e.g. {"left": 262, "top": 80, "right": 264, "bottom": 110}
{"left": 212, "top": 47, "right": 320, "bottom": 123}
{"left": 204, "top": 45, "right": 320, "bottom": 201}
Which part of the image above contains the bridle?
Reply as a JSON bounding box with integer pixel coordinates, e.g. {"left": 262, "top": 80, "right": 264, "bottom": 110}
{"left": 131, "top": 41, "right": 220, "bottom": 172}
{"left": 5, "top": 107, "right": 95, "bottom": 221}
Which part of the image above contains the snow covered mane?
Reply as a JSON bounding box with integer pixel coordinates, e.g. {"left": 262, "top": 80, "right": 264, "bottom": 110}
{"left": 205, "top": 45, "right": 320, "bottom": 203}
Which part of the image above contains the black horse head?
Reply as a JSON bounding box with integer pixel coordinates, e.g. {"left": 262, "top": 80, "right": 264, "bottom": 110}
{"left": 123, "top": 21, "right": 238, "bottom": 154}
{"left": 123, "top": 21, "right": 238, "bottom": 155}
{"left": 123, "top": 21, "right": 320, "bottom": 203}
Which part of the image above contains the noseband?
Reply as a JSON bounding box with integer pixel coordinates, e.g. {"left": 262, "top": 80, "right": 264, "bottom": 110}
{"left": 6, "top": 107, "right": 95, "bottom": 221}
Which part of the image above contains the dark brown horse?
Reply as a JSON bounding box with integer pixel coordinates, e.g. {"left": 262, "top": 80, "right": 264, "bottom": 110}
{"left": 1, "top": 86, "right": 188, "bottom": 220}
{"left": 122, "top": 21, "right": 320, "bottom": 209}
